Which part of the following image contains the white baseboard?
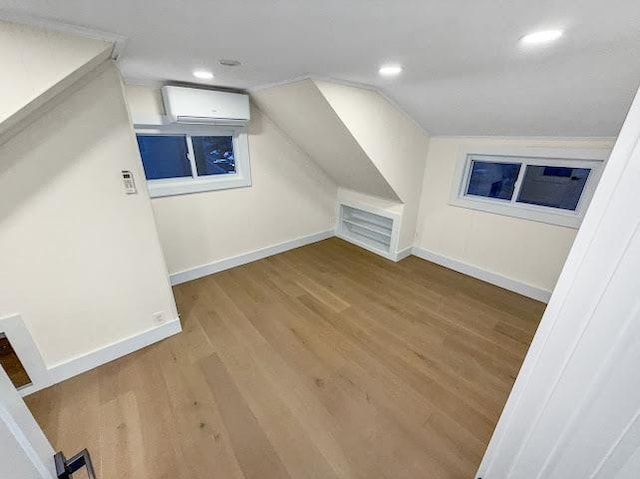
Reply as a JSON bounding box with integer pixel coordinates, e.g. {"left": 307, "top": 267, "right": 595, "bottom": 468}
{"left": 411, "top": 247, "right": 552, "bottom": 303}
{"left": 170, "top": 230, "right": 335, "bottom": 285}
{"left": 19, "top": 318, "right": 181, "bottom": 397}
{"left": 335, "top": 231, "right": 394, "bottom": 261}
{"left": 13, "top": 241, "right": 547, "bottom": 397}
{"left": 393, "top": 246, "right": 413, "bottom": 262}
{"left": 335, "top": 232, "right": 413, "bottom": 263}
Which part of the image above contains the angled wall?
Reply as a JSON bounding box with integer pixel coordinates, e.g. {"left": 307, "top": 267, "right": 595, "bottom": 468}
{"left": 0, "top": 64, "right": 179, "bottom": 374}
{"left": 124, "top": 85, "right": 338, "bottom": 279}
{"left": 253, "top": 79, "right": 430, "bottom": 250}
{"left": 0, "top": 20, "right": 113, "bottom": 139}
{"left": 251, "top": 79, "right": 399, "bottom": 201}
{"left": 0, "top": 19, "right": 180, "bottom": 392}
{"left": 414, "top": 136, "right": 615, "bottom": 297}
{"left": 315, "top": 81, "right": 430, "bottom": 249}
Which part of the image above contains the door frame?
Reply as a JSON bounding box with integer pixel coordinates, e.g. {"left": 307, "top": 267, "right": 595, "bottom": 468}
{"left": 477, "top": 88, "right": 640, "bottom": 477}
{"left": 0, "top": 365, "right": 56, "bottom": 478}
{"left": 0, "top": 314, "right": 50, "bottom": 396}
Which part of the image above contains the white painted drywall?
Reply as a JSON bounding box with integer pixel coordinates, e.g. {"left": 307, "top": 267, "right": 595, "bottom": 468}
{"left": 315, "top": 81, "right": 429, "bottom": 249}
{"left": 0, "top": 417, "right": 49, "bottom": 479}
{"left": 251, "top": 79, "right": 398, "bottom": 200}
{"left": 0, "top": 64, "right": 178, "bottom": 367}
{"left": 477, "top": 85, "right": 640, "bottom": 479}
{"left": 124, "top": 85, "right": 338, "bottom": 276}
{"left": 12, "top": 1, "right": 640, "bottom": 137}
{"left": 415, "top": 137, "right": 614, "bottom": 293}
{"left": 0, "top": 366, "right": 54, "bottom": 478}
{"left": 0, "top": 20, "right": 112, "bottom": 137}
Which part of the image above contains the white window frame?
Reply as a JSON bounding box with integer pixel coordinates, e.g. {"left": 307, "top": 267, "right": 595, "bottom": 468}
{"left": 135, "top": 123, "right": 251, "bottom": 198}
{"left": 449, "top": 146, "right": 610, "bottom": 228}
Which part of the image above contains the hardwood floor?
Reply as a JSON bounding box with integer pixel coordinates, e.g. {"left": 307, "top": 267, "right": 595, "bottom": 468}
{"left": 0, "top": 334, "right": 32, "bottom": 388}
{"left": 25, "top": 238, "right": 544, "bottom": 479}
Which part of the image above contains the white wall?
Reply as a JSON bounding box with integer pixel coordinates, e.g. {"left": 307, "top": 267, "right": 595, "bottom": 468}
{"left": 415, "top": 137, "right": 615, "bottom": 294}
{"left": 0, "top": 419, "right": 45, "bottom": 479}
{"left": 124, "top": 85, "right": 338, "bottom": 276}
{"left": 0, "top": 20, "right": 112, "bottom": 137}
{"left": 0, "top": 64, "right": 178, "bottom": 368}
{"left": 477, "top": 86, "right": 640, "bottom": 479}
{"left": 315, "top": 81, "right": 430, "bottom": 249}
{"left": 0, "top": 366, "right": 55, "bottom": 478}
{"left": 250, "top": 79, "right": 397, "bottom": 201}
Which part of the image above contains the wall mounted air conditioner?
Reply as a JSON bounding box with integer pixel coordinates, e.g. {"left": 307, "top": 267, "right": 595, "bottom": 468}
{"left": 161, "top": 86, "right": 250, "bottom": 126}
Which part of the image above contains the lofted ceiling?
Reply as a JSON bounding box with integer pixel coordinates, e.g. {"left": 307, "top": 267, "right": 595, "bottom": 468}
{"left": 252, "top": 79, "right": 399, "bottom": 201}
{"left": 1, "top": 0, "right": 640, "bottom": 136}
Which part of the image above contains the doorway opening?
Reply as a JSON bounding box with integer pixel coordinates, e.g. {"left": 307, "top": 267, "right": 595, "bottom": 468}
{"left": 0, "top": 333, "right": 32, "bottom": 389}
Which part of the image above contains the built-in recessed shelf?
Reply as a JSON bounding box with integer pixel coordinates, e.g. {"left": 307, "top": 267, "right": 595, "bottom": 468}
{"left": 341, "top": 218, "right": 392, "bottom": 238}
{"left": 339, "top": 204, "right": 395, "bottom": 256}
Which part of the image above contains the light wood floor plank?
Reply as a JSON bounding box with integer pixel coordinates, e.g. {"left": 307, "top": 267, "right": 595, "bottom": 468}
{"left": 25, "top": 238, "right": 544, "bottom": 479}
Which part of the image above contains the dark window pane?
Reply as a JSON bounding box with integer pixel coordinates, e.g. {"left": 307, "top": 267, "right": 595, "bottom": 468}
{"left": 136, "top": 135, "right": 191, "bottom": 180}
{"left": 466, "top": 160, "right": 521, "bottom": 200}
{"left": 192, "top": 136, "right": 236, "bottom": 176}
{"left": 517, "top": 166, "right": 590, "bottom": 211}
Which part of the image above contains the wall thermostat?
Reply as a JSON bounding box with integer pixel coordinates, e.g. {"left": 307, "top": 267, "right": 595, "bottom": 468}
{"left": 121, "top": 170, "right": 137, "bottom": 194}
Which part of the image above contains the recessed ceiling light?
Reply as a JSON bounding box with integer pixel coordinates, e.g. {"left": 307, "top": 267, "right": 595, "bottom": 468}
{"left": 193, "top": 70, "right": 214, "bottom": 80}
{"left": 379, "top": 64, "right": 403, "bottom": 77}
{"left": 521, "top": 30, "right": 564, "bottom": 45}
{"left": 219, "top": 59, "right": 241, "bottom": 67}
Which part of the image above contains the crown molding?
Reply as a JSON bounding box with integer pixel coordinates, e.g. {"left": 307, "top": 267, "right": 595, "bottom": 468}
{"left": 122, "top": 76, "right": 166, "bottom": 88}
{"left": 249, "top": 74, "right": 432, "bottom": 138}
{"left": 0, "top": 10, "right": 127, "bottom": 60}
{"left": 248, "top": 74, "right": 380, "bottom": 94}
{"left": 429, "top": 135, "right": 617, "bottom": 142}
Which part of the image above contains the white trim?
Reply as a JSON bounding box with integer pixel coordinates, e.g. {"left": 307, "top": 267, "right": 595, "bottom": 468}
{"left": 335, "top": 231, "right": 394, "bottom": 261}
{"left": 123, "top": 77, "right": 166, "bottom": 89}
{"left": 431, "top": 135, "right": 617, "bottom": 142}
{"left": 0, "top": 368, "right": 56, "bottom": 478}
{"left": 394, "top": 246, "right": 413, "bottom": 261}
{"left": 411, "top": 246, "right": 552, "bottom": 303}
{"left": 0, "top": 57, "right": 113, "bottom": 146}
{"left": 0, "top": 315, "right": 49, "bottom": 393}
{"left": 476, "top": 85, "right": 640, "bottom": 478}
{"left": 170, "top": 230, "right": 334, "bottom": 285}
{"left": 135, "top": 124, "right": 252, "bottom": 197}
{"left": 18, "top": 318, "right": 181, "bottom": 397}
{"left": 336, "top": 197, "right": 403, "bottom": 261}
{"left": 449, "top": 145, "right": 610, "bottom": 229}
{"left": 249, "top": 75, "right": 380, "bottom": 94}
{"left": 249, "top": 75, "right": 432, "bottom": 138}
{"left": 0, "top": 10, "right": 127, "bottom": 60}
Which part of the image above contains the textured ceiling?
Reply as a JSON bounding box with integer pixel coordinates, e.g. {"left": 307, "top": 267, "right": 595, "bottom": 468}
{"left": 2, "top": 0, "right": 640, "bottom": 136}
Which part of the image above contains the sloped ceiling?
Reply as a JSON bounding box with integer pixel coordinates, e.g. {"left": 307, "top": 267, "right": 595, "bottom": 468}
{"left": 252, "top": 79, "right": 400, "bottom": 201}
{"left": 315, "top": 80, "right": 429, "bottom": 204}
{"left": 0, "top": 20, "right": 112, "bottom": 138}
{"left": 4, "top": 0, "right": 639, "bottom": 136}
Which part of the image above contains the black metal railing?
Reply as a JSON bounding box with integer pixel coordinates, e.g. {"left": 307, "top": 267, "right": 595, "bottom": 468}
{"left": 55, "top": 449, "right": 96, "bottom": 479}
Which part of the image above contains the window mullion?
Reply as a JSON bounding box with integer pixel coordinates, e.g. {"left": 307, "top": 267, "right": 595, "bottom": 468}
{"left": 461, "top": 157, "right": 473, "bottom": 197}
{"left": 511, "top": 162, "right": 527, "bottom": 204}
{"left": 185, "top": 135, "right": 198, "bottom": 179}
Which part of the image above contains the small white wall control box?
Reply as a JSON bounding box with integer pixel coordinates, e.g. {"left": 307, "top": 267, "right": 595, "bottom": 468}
{"left": 121, "top": 170, "right": 137, "bottom": 194}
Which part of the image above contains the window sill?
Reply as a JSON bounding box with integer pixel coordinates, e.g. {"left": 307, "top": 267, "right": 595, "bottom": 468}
{"left": 147, "top": 174, "right": 251, "bottom": 198}
{"left": 449, "top": 195, "right": 582, "bottom": 228}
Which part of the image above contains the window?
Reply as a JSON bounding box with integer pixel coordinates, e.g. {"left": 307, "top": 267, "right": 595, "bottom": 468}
{"left": 516, "top": 166, "right": 591, "bottom": 210}
{"left": 192, "top": 136, "right": 236, "bottom": 176}
{"left": 135, "top": 124, "right": 250, "bottom": 197}
{"left": 450, "top": 148, "right": 608, "bottom": 228}
{"left": 137, "top": 136, "right": 191, "bottom": 180}
{"left": 466, "top": 161, "right": 521, "bottom": 200}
